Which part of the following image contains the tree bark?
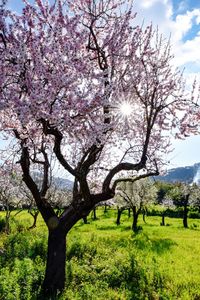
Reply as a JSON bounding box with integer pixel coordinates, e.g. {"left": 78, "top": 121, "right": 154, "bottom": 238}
{"left": 93, "top": 207, "right": 97, "bottom": 220}
{"left": 128, "top": 208, "right": 131, "bottom": 218}
{"left": 142, "top": 210, "right": 146, "bottom": 223}
{"left": 83, "top": 216, "right": 88, "bottom": 224}
{"left": 116, "top": 208, "right": 123, "bottom": 225}
{"left": 28, "top": 210, "right": 39, "bottom": 230}
{"left": 5, "top": 209, "right": 11, "bottom": 234}
{"left": 161, "top": 213, "right": 165, "bottom": 226}
{"left": 183, "top": 205, "right": 188, "bottom": 228}
{"left": 132, "top": 207, "right": 139, "bottom": 232}
{"left": 41, "top": 228, "right": 67, "bottom": 298}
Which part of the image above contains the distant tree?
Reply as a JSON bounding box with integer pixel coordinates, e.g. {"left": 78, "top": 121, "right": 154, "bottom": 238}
{"left": 115, "top": 205, "right": 125, "bottom": 226}
{"left": 116, "top": 178, "right": 157, "bottom": 232}
{"left": 186, "top": 183, "right": 200, "bottom": 215}
{"left": 155, "top": 181, "right": 175, "bottom": 225}
{"left": 0, "top": 164, "right": 22, "bottom": 233}
{"left": 156, "top": 181, "right": 174, "bottom": 204}
{"left": 160, "top": 198, "right": 175, "bottom": 226}
{"left": 169, "top": 183, "right": 197, "bottom": 228}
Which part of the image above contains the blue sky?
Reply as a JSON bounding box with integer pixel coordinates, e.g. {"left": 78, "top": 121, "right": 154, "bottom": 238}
{"left": 131, "top": 0, "right": 200, "bottom": 168}
{"left": 3, "top": 0, "right": 200, "bottom": 168}
{"left": 171, "top": 0, "right": 200, "bottom": 43}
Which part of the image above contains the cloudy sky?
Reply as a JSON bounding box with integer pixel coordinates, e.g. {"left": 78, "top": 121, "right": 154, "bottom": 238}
{"left": 130, "top": 0, "right": 200, "bottom": 168}
{"left": 5, "top": 0, "right": 200, "bottom": 168}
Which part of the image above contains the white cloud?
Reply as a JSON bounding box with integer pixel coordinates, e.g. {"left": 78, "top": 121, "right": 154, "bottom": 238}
{"left": 133, "top": 0, "right": 172, "bottom": 28}
{"left": 140, "top": 0, "right": 163, "bottom": 9}
{"left": 170, "top": 9, "right": 200, "bottom": 68}
{"left": 173, "top": 9, "right": 200, "bottom": 40}
{"left": 133, "top": 0, "right": 200, "bottom": 72}
{"left": 177, "top": 1, "right": 188, "bottom": 13}
{"left": 173, "top": 35, "right": 200, "bottom": 67}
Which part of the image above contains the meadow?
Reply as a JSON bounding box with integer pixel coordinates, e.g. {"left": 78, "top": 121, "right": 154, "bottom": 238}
{"left": 0, "top": 209, "right": 200, "bottom": 300}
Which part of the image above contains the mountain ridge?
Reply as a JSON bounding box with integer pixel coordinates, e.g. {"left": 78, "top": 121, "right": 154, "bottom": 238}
{"left": 52, "top": 163, "right": 200, "bottom": 189}
{"left": 155, "top": 162, "right": 200, "bottom": 184}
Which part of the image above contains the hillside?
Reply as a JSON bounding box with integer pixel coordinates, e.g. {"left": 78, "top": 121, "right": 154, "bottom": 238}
{"left": 54, "top": 163, "right": 200, "bottom": 188}
{"left": 53, "top": 176, "right": 73, "bottom": 190}
{"left": 156, "top": 163, "right": 200, "bottom": 184}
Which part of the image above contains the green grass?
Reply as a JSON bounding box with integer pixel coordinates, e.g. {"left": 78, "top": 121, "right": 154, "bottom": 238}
{"left": 0, "top": 209, "right": 200, "bottom": 299}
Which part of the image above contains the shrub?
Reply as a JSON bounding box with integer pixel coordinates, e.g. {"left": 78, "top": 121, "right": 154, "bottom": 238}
{"left": 1, "top": 231, "right": 47, "bottom": 266}
{"left": 0, "top": 258, "right": 44, "bottom": 300}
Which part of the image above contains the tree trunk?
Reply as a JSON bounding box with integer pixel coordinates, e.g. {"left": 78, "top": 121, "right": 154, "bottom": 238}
{"left": 142, "top": 210, "right": 146, "bottom": 223}
{"left": 5, "top": 210, "right": 11, "bottom": 234}
{"left": 132, "top": 207, "right": 139, "bottom": 232}
{"left": 41, "top": 228, "right": 67, "bottom": 298}
{"left": 116, "top": 208, "right": 123, "bottom": 225}
{"left": 183, "top": 205, "right": 188, "bottom": 228}
{"left": 93, "top": 207, "right": 97, "bottom": 220}
{"left": 83, "top": 216, "right": 87, "bottom": 224}
{"left": 29, "top": 211, "right": 39, "bottom": 230}
{"left": 161, "top": 213, "right": 165, "bottom": 226}
{"left": 128, "top": 208, "right": 131, "bottom": 218}
{"left": 104, "top": 204, "right": 107, "bottom": 213}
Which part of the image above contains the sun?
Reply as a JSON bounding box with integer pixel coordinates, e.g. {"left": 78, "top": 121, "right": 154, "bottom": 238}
{"left": 119, "top": 102, "right": 133, "bottom": 116}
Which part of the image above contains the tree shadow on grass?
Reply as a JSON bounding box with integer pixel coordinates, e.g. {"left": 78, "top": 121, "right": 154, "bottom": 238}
{"left": 133, "top": 234, "right": 177, "bottom": 254}
{"left": 96, "top": 224, "right": 118, "bottom": 231}
{"left": 120, "top": 225, "right": 132, "bottom": 231}
{"left": 151, "top": 238, "right": 177, "bottom": 254}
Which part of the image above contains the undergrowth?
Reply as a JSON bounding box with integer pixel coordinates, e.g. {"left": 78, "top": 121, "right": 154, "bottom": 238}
{"left": 0, "top": 209, "right": 200, "bottom": 299}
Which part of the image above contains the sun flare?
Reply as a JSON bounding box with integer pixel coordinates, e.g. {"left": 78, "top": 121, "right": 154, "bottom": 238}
{"left": 119, "top": 102, "right": 133, "bottom": 116}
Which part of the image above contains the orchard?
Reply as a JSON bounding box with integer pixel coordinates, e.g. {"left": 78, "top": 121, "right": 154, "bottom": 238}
{"left": 0, "top": 0, "right": 199, "bottom": 298}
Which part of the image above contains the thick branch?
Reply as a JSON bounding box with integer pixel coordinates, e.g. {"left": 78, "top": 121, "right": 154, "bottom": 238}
{"left": 40, "top": 119, "right": 77, "bottom": 177}
{"left": 14, "top": 130, "right": 56, "bottom": 226}
{"left": 40, "top": 146, "right": 50, "bottom": 197}
{"left": 102, "top": 160, "right": 147, "bottom": 192}
{"left": 81, "top": 144, "right": 103, "bottom": 174}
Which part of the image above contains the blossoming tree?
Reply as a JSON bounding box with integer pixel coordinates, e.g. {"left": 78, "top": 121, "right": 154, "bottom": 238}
{"left": 116, "top": 178, "right": 157, "bottom": 232}
{"left": 169, "top": 182, "right": 198, "bottom": 228}
{"left": 0, "top": 163, "right": 22, "bottom": 233}
{"left": 0, "top": 0, "right": 196, "bottom": 296}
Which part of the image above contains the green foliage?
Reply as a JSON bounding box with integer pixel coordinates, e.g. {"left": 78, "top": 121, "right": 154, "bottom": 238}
{"left": 188, "top": 208, "right": 200, "bottom": 219}
{"left": 0, "top": 257, "right": 44, "bottom": 300}
{"left": 147, "top": 204, "right": 195, "bottom": 218}
{"left": 1, "top": 231, "right": 47, "bottom": 265}
{"left": 155, "top": 181, "right": 174, "bottom": 204}
{"left": 0, "top": 217, "right": 47, "bottom": 300}
{"left": 0, "top": 209, "right": 200, "bottom": 299}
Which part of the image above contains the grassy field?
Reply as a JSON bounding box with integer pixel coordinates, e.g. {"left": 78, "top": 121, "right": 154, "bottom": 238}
{"left": 0, "top": 209, "right": 200, "bottom": 299}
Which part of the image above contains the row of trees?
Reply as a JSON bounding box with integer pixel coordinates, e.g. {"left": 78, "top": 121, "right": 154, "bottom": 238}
{"left": 0, "top": 163, "right": 71, "bottom": 232}
{"left": 112, "top": 178, "right": 200, "bottom": 231}
{"left": 0, "top": 0, "right": 200, "bottom": 297}
{"left": 1, "top": 168, "right": 200, "bottom": 234}
{"left": 156, "top": 181, "right": 200, "bottom": 228}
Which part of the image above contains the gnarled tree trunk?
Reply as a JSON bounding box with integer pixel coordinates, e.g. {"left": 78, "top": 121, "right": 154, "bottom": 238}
{"left": 41, "top": 227, "right": 67, "bottom": 298}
